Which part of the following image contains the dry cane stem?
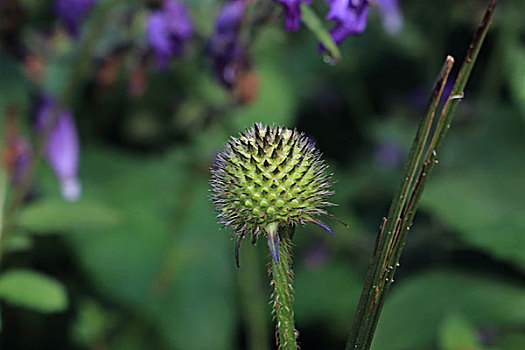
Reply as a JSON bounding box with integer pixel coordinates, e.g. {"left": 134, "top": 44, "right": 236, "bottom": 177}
{"left": 347, "top": 1, "right": 498, "bottom": 349}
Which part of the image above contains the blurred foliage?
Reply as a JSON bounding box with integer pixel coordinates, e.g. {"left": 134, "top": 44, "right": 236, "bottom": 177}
{"left": 438, "top": 313, "right": 484, "bottom": 350}
{"left": 372, "top": 270, "right": 525, "bottom": 350}
{"left": 1, "top": 0, "right": 524, "bottom": 349}
{"left": 0, "top": 269, "right": 67, "bottom": 313}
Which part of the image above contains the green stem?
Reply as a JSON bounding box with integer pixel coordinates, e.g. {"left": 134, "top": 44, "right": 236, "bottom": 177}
{"left": 347, "top": 1, "right": 498, "bottom": 349}
{"left": 301, "top": 3, "right": 341, "bottom": 64}
{"left": 269, "top": 224, "right": 297, "bottom": 350}
{"left": 347, "top": 54, "right": 454, "bottom": 350}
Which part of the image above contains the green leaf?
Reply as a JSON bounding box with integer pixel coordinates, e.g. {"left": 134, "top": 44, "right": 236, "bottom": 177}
{"left": 505, "top": 33, "right": 525, "bottom": 121}
{"left": 301, "top": 4, "right": 341, "bottom": 64}
{"left": 64, "top": 149, "right": 187, "bottom": 305}
{"left": 438, "top": 313, "right": 483, "bottom": 350}
{"left": 147, "top": 181, "right": 236, "bottom": 350}
{"left": 372, "top": 270, "right": 525, "bottom": 350}
{"left": 71, "top": 299, "right": 116, "bottom": 346}
{"left": 422, "top": 171, "right": 525, "bottom": 269}
{"left": 4, "top": 234, "right": 33, "bottom": 253}
{"left": 0, "top": 269, "right": 68, "bottom": 313}
{"left": 421, "top": 104, "right": 525, "bottom": 270}
{"left": 62, "top": 147, "right": 235, "bottom": 349}
{"left": 16, "top": 198, "right": 121, "bottom": 234}
{"left": 494, "top": 332, "right": 525, "bottom": 350}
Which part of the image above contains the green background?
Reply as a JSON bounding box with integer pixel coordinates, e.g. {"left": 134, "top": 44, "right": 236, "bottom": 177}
{"left": 0, "top": 0, "right": 524, "bottom": 349}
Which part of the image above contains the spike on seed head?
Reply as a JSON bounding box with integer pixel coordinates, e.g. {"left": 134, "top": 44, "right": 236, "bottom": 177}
{"left": 210, "top": 123, "right": 342, "bottom": 266}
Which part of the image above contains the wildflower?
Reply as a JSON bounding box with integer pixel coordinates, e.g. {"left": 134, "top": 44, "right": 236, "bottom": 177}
{"left": 325, "top": 0, "right": 402, "bottom": 45}
{"left": 54, "top": 0, "right": 97, "bottom": 37}
{"left": 275, "top": 0, "right": 311, "bottom": 31}
{"left": 146, "top": 0, "right": 193, "bottom": 69}
{"left": 326, "top": 0, "right": 370, "bottom": 44}
{"left": 208, "top": 0, "right": 248, "bottom": 88}
{"left": 35, "top": 96, "right": 81, "bottom": 201}
{"left": 211, "top": 123, "right": 342, "bottom": 266}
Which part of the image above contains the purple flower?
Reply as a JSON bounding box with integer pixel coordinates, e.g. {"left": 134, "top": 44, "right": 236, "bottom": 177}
{"left": 146, "top": 0, "right": 193, "bottom": 69}
{"left": 326, "top": 0, "right": 369, "bottom": 44}
{"left": 54, "top": 0, "right": 97, "bottom": 38}
{"left": 275, "top": 0, "right": 311, "bottom": 31}
{"left": 208, "top": 0, "right": 248, "bottom": 87}
{"left": 36, "top": 96, "right": 81, "bottom": 201}
{"left": 325, "top": 0, "right": 402, "bottom": 45}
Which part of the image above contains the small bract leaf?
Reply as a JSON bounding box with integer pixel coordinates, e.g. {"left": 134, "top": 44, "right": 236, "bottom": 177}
{"left": 266, "top": 222, "right": 281, "bottom": 264}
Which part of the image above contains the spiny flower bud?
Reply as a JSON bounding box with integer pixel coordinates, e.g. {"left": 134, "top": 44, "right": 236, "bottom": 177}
{"left": 211, "top": 123, "right": 343, "bottom": 266}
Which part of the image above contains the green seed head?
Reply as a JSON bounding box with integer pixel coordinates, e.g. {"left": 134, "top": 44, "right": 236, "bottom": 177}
{"left": 211, "top": 123, "right": 339, "bottom": 265}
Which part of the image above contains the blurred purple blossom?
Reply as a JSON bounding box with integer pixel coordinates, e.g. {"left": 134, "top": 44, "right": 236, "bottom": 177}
{"left": 275, "top": 0, "right": 311, "bottom": 31}
{"left": 208, "top": 0, "right": 247, "bottom": 87}
{"left": 325, "top": 0, "right": 402, "bottom": 45}
{"left": 36, "top": 96, "right": 81, "bottom": 201}
{"left": 54, "top": 0, "right": 97, "bottom": 38}
{"left": 374, "top": 140, "right": 403, "bottom": 169}
{"left": 376, "top": 0, "right": 403, "bottom": 34}
{"left": 146, "top": 0, "right": 193, "bottom": 69}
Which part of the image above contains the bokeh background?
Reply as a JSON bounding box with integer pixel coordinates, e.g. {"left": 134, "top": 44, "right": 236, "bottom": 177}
{"left": 1, "top": 0, "right": 524, "bottom": 349}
